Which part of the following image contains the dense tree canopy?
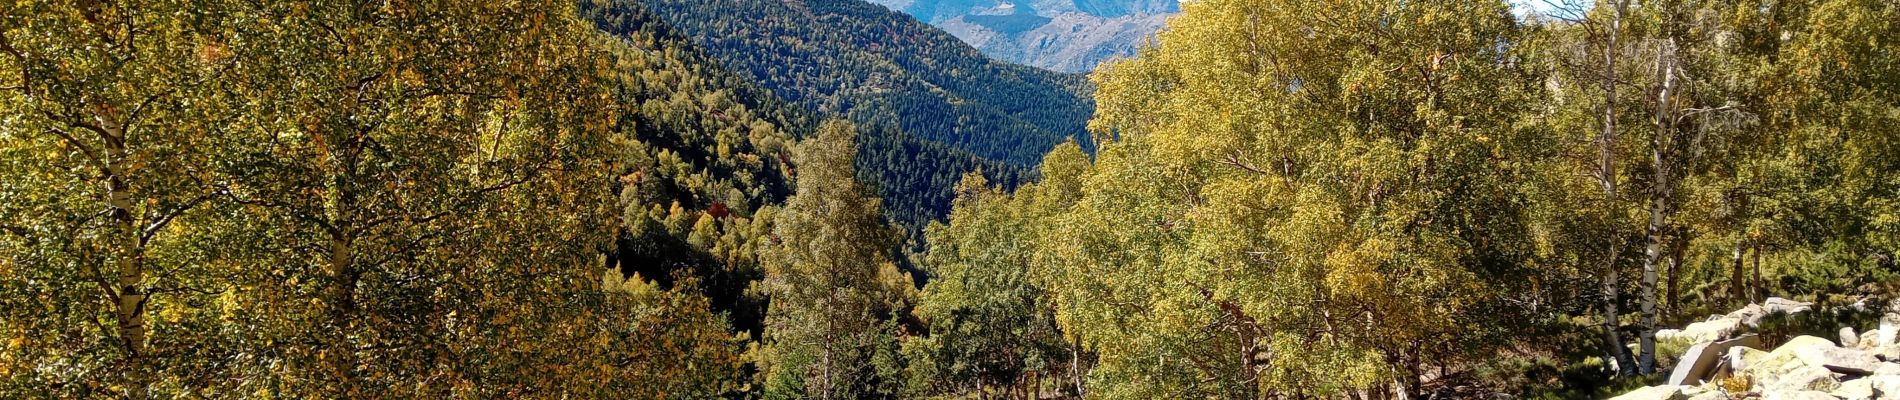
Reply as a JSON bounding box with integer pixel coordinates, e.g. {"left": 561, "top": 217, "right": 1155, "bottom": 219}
{"left": 908, "top": 0, "right": 1899, "bottom": 397}
{"left": 2, "top": 0, "right": 1895, "bottom": 398}
{"left": 0, "top": 0, "right": 791, "bottom": 397}
{"left": 1049, "top": 0, "right": 1547, "bottom": 395}
{"left": 904, "top": 156, "right": 1077, "bottom": 398}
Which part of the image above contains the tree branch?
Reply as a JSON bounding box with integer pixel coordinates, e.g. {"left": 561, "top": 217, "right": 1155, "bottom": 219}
{"left": 63, "top": 231, "right": 123, "bottom": 304}
{"left": 42, "top": 107, "right": 121, "bottom": 145}
{"left": 360, "top": 169, "right": 544, "bottom": 231}
{"left": 145, "top": 285, "right": 228, "bottom": 301}
{"left": 222, "top": 188, "right": 339, "bottom": 235}
{"left": 122, "top": 87, "right": 179, "bottom": 140}
{"left": 141, "top": 188, "right": 224, "bottom": 242}
{"left": 0, "top": 30, "right": 23, "bottom": 61}
{"left": 0, "top": 223, "right": 25, "bottom": 238}
{"left": 0, "top": 31, "right": 29, "bottom": 95}
{"left": 1534, "top": 0, "right": 1596, "bottom": 23}
{"left": 41, "top": 126, "right": 105, "bottom": 169}
{"left": 1220, "top": 152, "right": 1272, "bottom": 176}
{"left": 1674, "top": 105, "right": 1743, "bottom": 126}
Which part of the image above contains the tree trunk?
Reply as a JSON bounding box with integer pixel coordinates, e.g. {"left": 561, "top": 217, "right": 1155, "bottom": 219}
{"left": 1033, "top": 370, "right": 1042, "bottom": 400}
{"left": 821, "top": 293, "right": 836, "bottom": 400}
{"left": 325, "top": 232, "right": 359, "bottom": 388}
{"left": 1638, "top": 32, "right": 1683, "bottom": 376}
{"left": 1751, "top": 244, "right": 1764, "bottom": 302}
{"left": 1601, "top": 244, "right": 1636, "bottom": 376}
{"left": 1595, "top": 0, "right": 1637, "bottom": 376}
{"left": 1639, "top": 199, "right": 1666, "bottom": 375}
{"left": 1729, "top": 190, "right": 1751, "bottom": 307}
{"left": 322, "top": 159, "right": 360, "bottom": 391}
{"left": 1071, "top": 337, "right": 1085, "bottom": 397}
{"left": 1665, "top": 231, "right": 1686, "bottom": 321}
{"left": 1639, "top": 219, "right": 1662, "bottom": 375}
{"left": 1730, "top": 241, "right": 1747, "bottom": 307}
{"left": 1597, "top": 0, "right": 1626, "bottom": 201}
{"left": 105, "top": 138, "right": 150, "bottom": 399}
{"left": 1393, "top": 347, "right": 1420, "bottom": 400}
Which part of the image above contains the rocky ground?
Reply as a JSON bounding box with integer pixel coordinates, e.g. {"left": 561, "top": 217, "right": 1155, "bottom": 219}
{"left": 1615, "top": 298, "right": 1900, "bottom": 400}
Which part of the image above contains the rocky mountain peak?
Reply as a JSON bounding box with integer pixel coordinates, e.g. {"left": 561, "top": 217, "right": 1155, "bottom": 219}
{"left": 869, "top": 0, "right": 1180, "bottom": 72}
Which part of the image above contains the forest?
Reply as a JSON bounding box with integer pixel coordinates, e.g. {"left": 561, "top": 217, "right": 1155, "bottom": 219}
{"left": 0, "top": 0, "right": 1896, "bottom": 399}
{"left": 636, "top": 0, "right": 1095, "bottom": 234}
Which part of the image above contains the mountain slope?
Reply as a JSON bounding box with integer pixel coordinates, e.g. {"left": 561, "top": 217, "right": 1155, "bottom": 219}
{"left": 879, "top": 0, "right": 1177, "bottom": 21}
{"left": 576, "top": 0, "right": 821, "bottom": 337}
{"left": 630, "top": 0, "right": 1094, "bottom": 230}
{"left": 870, "top": 0, "right": 1178, "bottom": 72}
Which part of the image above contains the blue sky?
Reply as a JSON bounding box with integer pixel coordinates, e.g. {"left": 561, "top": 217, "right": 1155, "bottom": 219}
{"left": 1509, "top": 0, "right": 1591, "bottom": 18}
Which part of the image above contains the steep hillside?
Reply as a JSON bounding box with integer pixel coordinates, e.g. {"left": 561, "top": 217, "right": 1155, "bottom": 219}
{"left": 577, "top": 0, "right": 813, "bottom": 337}
{"left": 631, "top": 0, "right": 1092, "bottom": 230}
{"left": 870, "top": 0, "right": 1178, "bottom": 72}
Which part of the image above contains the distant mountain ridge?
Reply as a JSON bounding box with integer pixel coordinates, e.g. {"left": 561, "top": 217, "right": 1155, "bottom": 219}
{"left": 877, "top": 0, "right": 1177, "bottom": 20}
{"left": 870, "top": 0, "right": 1179, "bottom": 72}
{"left": 631, "top": 0, "right": 1096, "bottom": 232}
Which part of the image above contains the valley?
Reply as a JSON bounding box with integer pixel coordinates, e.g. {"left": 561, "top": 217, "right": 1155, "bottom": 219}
{"left": 1, "top": 0, "right": 1896, "bottom": 399}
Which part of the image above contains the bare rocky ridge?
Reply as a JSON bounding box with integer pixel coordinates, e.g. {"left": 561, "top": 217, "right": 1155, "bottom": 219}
{"left": 868, "top": 0, "right": 1180, "bottom": 72}
{"left": 936, "top": 12, "right": 1171, "bottom": 73}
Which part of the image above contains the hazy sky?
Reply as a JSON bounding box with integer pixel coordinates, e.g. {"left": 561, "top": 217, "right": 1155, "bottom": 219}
{"left": 1510, "top": 0, "right": 1590, "bottom": 18}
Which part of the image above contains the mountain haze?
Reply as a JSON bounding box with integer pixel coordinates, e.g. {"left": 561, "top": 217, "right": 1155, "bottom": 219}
{"left": 869, "top": 0, "right": 1179, "bottom": 72}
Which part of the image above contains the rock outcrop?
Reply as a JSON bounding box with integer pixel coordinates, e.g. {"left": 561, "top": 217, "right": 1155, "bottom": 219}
{"left": 1670, "top": 335, "right": 1762, "bottom": 385}
{"left": 1615, "top": 298, "right": 1900, "bottom": 400}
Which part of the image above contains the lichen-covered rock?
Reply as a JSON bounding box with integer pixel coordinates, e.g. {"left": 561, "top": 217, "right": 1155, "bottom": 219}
{"left": 1749, "top": 336, "right": 1839, "bottom": 376}
{"left": 1873, "top": 345, "right": 1900, "bottom": 362}
{"left": 1869, "top": 375, "right": 1900, "bottom": 397}
{"left": 1669, "top": 341, "right": 1721, "bottom": 385}
{"left": 1610, "top": 385, "right": 1687, "bottom": 400}
{"left": 1658, "top": 328, "right": 1686, "bottom": 341}
{"left": 1733, "top": 298, "right": 1816, "bottom": 329}
{"left": 1873, "top": 362, "right": 1900, "bottom": 376}
{"left": 1794, "top": 346, "right": 1881, "bottom": 375}
{"left": 1666, "top": 318, "right": 1744, "bottom": 343}
{"left": 1733, "top": 345, "right": 1770, "bottom": 372}
{"left": 1860, "top": 330, "right": 1882, "bottom": 350}
{"left": 1762, "top": 390, "right": 1841, "bottom": 400}
{"left": 1683, "top": 390, "right": 1727, "bottom": 400}
{"left": 1880, "top": 310, "right": 1899, "bottom": 346}
{"left": 1766, "top": 365, "right": 1842, "bottom": 393}
{"left": 1833, "top": 377, "right": 1875, "bottom": 400}
{"left": 1764, "top": 297, "right": 1815, "bottom": 315}
{"left": 1620, "top": 300, "right": 1900, "bottom": 400}
{"left": 1673, "top": 335, "right": 1763, "bottom": 386}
